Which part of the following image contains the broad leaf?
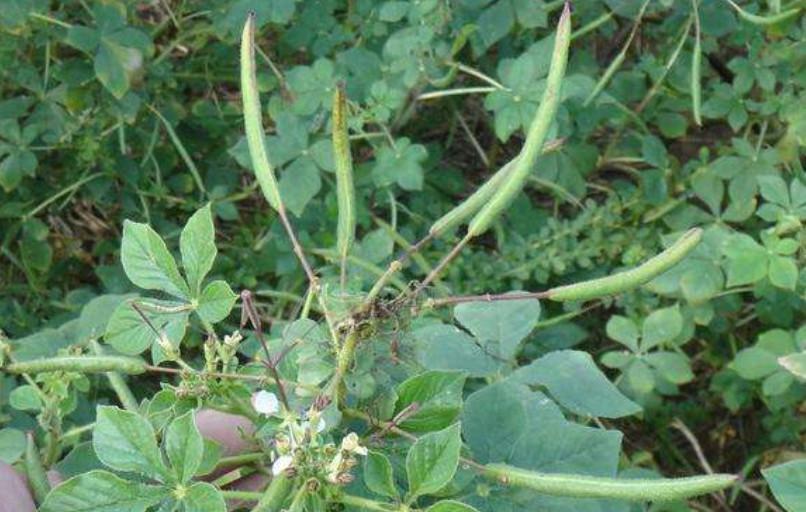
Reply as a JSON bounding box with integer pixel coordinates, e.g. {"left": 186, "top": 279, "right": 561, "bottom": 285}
{"left": 429, "top": 500, "right": 481, "bottom": 512}
{"left": 0, "top": 428, "right": 25, "bottom": 463}
{"left": 512, "top": 350, "right": 641, "bottom": 418}
{"left": 93, "top": 406, "right": 169, "bottom": 481}
{"left": 762, "top": 460, "right": 806, "bottom": 512}
{"left": 180, "top": 205, "right": 217, "bottom": 296}
{"left": 395, "top": 371, "right": 466, "bottom": 432}
{"left": 414, "top": 324, "right": 500, "bottom": 377}
{"left": 196, "top": 280, "right": 237, "bottom": 324}
{"left": 406, "top": 423, "right": 462, "bottom": 499}
{"left": 105, "top": 299, "right": 189, "bottom": 356}
{"left": 121, "top": 220, "right": 190, "bottom": 300}
{"left": 165, "top": 411, "right": 204, "bottom": 483}
{"left": 454, "top": 295, "right": 540, "bottom": 360}
{"left": 182, "top": 482, "right": 226, "bottom": 512}
{"left": 364, "top": 450, "right": 398, "bottom": 498}
{"left": 40, "top": 470, "right": 167, "bottom": 512}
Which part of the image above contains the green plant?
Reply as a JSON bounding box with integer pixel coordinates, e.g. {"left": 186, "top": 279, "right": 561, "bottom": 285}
{"left": 1, "top": 1, "right": 804, "bottom": 511}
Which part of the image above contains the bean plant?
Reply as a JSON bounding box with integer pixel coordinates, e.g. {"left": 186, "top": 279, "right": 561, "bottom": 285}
{"left": 0, "top": 1, "right": 803, "bottom": 512}
{"left": 0, "top": 7, "right": 750, "bottom": 512}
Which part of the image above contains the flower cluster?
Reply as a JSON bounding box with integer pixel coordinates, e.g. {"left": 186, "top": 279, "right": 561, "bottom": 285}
{"left": 251, "top": 390, "right": 367, "bottom": 485}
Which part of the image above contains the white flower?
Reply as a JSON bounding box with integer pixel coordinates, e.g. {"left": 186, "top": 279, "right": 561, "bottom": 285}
{"left": 341, "top": 432, "right": 367, "bottom": 456}
{"left": 271, "top": 454, "right": 293, "bottom": 476}
{"left": 252, "top": 390, "right": 280, "bottom": 416}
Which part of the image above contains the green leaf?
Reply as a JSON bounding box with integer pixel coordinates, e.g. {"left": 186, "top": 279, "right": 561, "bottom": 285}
{"left": 40, "top": 470, "right": 167, "bottom": 512}
{"left": 768, "top": 255, "right": 798, "bottom": 290}
{"left": 166, "top": 411, "right": 204, "bottom": 483}
{"left": 644, "top": 352, "right": 694, "bottom": 384}
{"left": 453, "top": 294, "right": 540, "bottom": 360}
{"left": 626, "top": 359, "right": 655, "bottom": 395}
{"left": 196, "top": 280, "right": 237, "bottom": 324}
{"left": 9, "top": 385, "right": 42, "bottom": 411}
{"left": 364, "top": 450, "right": 398, "bottom": 499}
{"left": 512, "top": 350, "right": 641, "bottom": 418}
{"left": 762, "top": 460, "right": 806, "bottom": 512}
{"left": 105, "top": 299, "right": 189, "bottom": 356}
{"left": 182, "top": 482, "right": 226, "bottom": 512}
{"left": 414, "top": 324, "right": 500, "bottom": 377}
{"left": 195, "top": 439, "right": 223, "bottom": 477}
{"left": 462, "top": 381, "right": 528, "bottom": 464}
{"left": 406, "top": 423, "right": 462, "bottom": 499}
{"left": 93, "top": 406, "right": 169, "bottom": 481}
{"left": 731, "top": 347, "right": 781, "bottom": 380}
{"left": 605, "top": 316, "right": 639, "bottom": 352}
{"left": 0, "top": 428, "right": 26, "bottom": 463}
{"left": 180, "top": 205, "right": 217, "bottom": 296}
{"left": 762, "top": 371, "right": 794, "bottom": 396}
{"left": 428, "top": 500, "right": 481, "bottom": 512}
{"left": 395, "top": 371, "right": 466, "bottom": 432}
{"left": 279, "top": 157, "right": 321, "bottom": 217}
{"left": 723, "top": 234, "right": 768, "bottom": 287}
{"left": 372, "top": 138, "right": 427, "bottom": 190}
{"left": 65, "top": 25, "right": 100, "bottom": 53}
{"left": 95, "top": 39, "right": 137, "bottom": 99}
{"left": 121, "top": 220, "right": 190, "bottom": 300}
{"left": 641, "top": 305, "right": 683, "bottom": 351}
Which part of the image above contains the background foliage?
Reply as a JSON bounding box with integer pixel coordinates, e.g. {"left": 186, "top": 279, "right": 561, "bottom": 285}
{"left": 0, "top": 0, "right": 804, "bottom": 511}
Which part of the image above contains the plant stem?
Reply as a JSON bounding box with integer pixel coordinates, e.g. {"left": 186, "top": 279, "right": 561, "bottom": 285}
{"left": 252, "top": 473, "right": 295, "bottom": 512}
{"left": 330, "top": 329, "right": 360, "bottom": 404}
{"left": 335, "top": 494, "right": 400, "bottom": 511}
{"left": 412, "top": 233, "right": 472, "bottom": 297}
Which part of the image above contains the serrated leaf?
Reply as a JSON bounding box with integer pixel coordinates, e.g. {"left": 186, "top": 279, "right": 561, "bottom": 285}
{"left": 180, "top": 205, "right": 217, "bottom": 296}
{"left": 93, "top": 406, "right": 169, "bottom": 481}
{"left": 121, "top": 220, "right": 190, "bottom": 299}
{"left": 406, "top": 423, "right": 461, "bottom": 499}
{"left": 40, "top": 470, "right": 167, "bottom": 512}
{"left": 165, "top": 411, "right": 204, "bottom": 483}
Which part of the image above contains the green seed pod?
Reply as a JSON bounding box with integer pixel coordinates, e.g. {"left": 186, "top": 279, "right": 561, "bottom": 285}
{"left": 691, "top": 0, "right": 702, "bottom": 126}
{"left": 5, "top": 356, "right": 147, "bottom": 375}
{"left": 484, "top": 464, "right": 737, "bottom": 501}
{"left": 467, "top": 2, "right": 572, "bottom": 237}
{"left": 25, "top": 433, "right": 50, "bottom": 504}
{"left": 429, "top": 138, "right": 565, "bottom": 238}
{"left": 241, "top": 13, "right": 283, "bottom": 211}
{"left": 547, "top": 228, "right": 702, "bottom": 302}
{"left": 332, "top": 83, "right": 356, "bottom": 280}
